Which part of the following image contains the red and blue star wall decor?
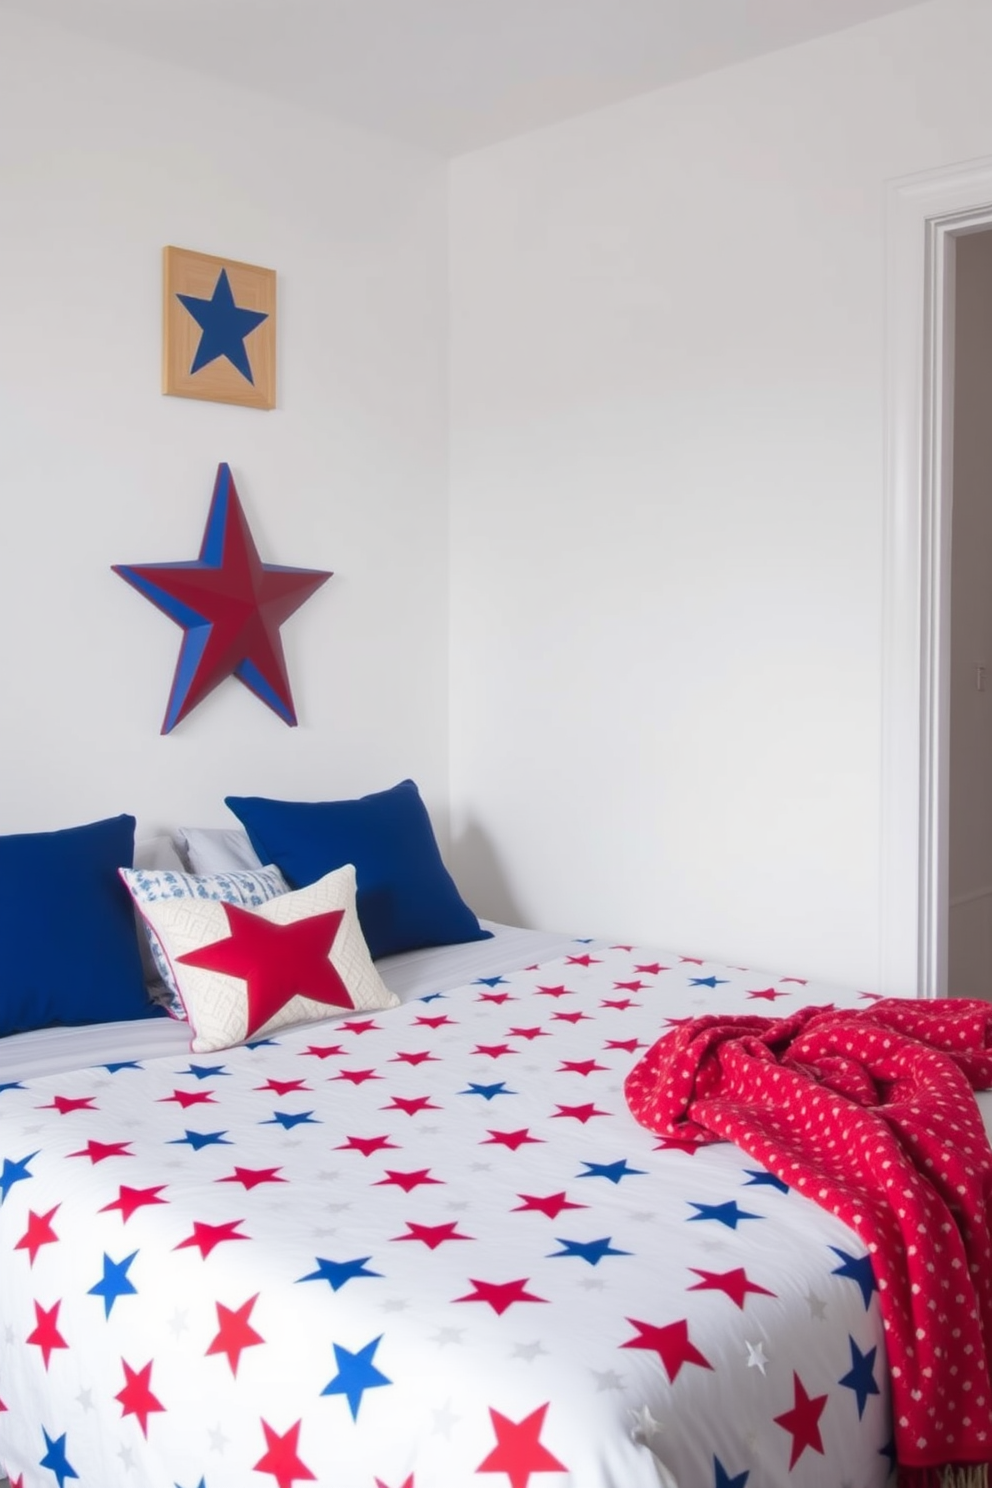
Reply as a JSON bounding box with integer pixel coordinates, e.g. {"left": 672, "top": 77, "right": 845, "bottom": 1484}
{"left": 163, "top": 246, "right": 276, "bottom": 409}
{"left": 113, "top": 464, "right": 332, "bottom": 733}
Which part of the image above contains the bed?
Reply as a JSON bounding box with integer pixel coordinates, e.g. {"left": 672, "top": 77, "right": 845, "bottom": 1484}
{"left": 0, "top": 788, "right": 985, "bottom": 1488}
{"left": 4, "top": 918, "right": 945, "bottom": 1488}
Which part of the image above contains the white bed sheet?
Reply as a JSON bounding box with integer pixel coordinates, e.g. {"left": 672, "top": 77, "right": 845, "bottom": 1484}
{"left": 0, "top": 921, "right": 585, "bottom": 1082}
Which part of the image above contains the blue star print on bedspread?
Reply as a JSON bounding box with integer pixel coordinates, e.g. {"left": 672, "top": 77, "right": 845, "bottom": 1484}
{"left": 0, "top": 941, "right": 892, "bottom": 1488}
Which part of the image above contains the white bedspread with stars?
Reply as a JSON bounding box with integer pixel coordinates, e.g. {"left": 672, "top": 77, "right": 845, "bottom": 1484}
{"left": 0, "top": 938, "right": 910, "bottom": 1488}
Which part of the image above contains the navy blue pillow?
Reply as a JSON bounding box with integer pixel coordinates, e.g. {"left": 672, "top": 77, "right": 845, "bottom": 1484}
{"left": 225, "top": 780, "right": 491, "bottom": 961}
{"left": 0, "top": 814, "right": 161, "bottom": 1037}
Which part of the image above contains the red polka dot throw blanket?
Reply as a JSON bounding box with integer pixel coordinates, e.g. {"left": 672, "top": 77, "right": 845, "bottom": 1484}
{"left": 624, "top": 997, "right": 992, "bottom": 1488}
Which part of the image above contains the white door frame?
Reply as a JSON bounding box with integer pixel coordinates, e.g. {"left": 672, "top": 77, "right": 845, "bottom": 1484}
{"left": 881, "top": 156, "right": 992, "bottom": 999}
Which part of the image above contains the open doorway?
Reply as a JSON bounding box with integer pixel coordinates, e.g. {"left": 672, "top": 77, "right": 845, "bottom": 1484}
{"left": 948, "top": 227, "right": 992, "bottom": 999}
{"left": 881, "top": 159, "right": 992, "bottom": 1002}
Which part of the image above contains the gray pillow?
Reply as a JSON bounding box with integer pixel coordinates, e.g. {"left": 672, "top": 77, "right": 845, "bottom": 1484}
{"left": 176, "top": 826, "right": 263, "bottom": 875}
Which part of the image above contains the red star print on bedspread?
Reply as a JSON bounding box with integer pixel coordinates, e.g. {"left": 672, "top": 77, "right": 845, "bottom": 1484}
{"left": 0, "top": 943, "right": 972, "bottom": 1487}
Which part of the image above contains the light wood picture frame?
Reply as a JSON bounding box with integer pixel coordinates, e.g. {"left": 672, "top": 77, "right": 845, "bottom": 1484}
{"left": 162, "top": 246, "right": 276, "bottom": 410}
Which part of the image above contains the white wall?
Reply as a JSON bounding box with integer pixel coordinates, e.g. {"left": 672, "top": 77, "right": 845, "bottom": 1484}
{"left": 0, "top": 10, "right": 450, "bottom": 843}
{"left": 10, "top": 0, "right": 992, "bottom": 993}
{"left": 448, "top": 0, "right": 992, "bottom": 989}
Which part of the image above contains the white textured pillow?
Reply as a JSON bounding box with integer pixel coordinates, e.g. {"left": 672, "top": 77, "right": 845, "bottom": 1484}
{"left": 133, "top": 864, "right": 399, "bottom": 1053}
{"left": 177, "top": 826, "right": 262, "bottom": 875}
{"left": 120, "top": 864, "right": 290, "bottom": 1017}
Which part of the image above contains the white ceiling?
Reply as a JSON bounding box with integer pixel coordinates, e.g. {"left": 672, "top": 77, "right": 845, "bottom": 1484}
{"left": 3, "top": 0, "right": 931, "bottom": 156}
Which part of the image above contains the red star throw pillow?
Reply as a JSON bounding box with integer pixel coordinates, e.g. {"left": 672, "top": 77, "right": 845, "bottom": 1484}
{"left": 135, "top": 864, "right": 398, "bottom": 1051}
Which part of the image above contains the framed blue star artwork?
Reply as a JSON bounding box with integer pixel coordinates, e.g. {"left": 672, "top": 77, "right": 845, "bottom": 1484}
{"left": 163, "top": 246, "right": 276, "bottom": 409}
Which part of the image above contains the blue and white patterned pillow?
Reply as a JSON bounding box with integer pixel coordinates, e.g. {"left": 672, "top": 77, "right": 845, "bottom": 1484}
{"left": 119, "top": 864, "right": 289, "bottom": 1018}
